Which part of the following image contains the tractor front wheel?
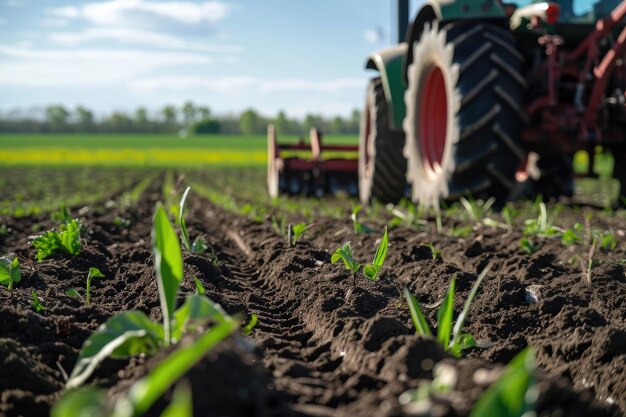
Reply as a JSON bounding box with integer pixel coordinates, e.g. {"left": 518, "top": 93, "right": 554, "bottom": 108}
{"left": 403, "top": 22, "right": 526, "bottom": 207}
{"left": 358, "top": 78, "right": 407, "bottom": 204}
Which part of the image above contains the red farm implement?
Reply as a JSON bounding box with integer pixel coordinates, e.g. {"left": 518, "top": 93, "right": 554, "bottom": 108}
{"left": 266, "top": 125, "right": 359, "bottom": 198}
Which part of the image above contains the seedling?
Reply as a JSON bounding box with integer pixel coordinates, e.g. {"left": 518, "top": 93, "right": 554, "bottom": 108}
{"left": 65, "top": 204, "right": 232, "bottom": 389}
{"left": 389, "top": 202, "right": 428, "bottom": 229}
{"left": 598, "top": 232, "right": 617, "bottom": 251}
{"left": 331, "top": 242, "right": 360, "bottom": 285}
{"left": 193, "top": 276, "right": 205, "bottom": 295}
{"left": 32, "top": 215, "right": 82, "bottom": 261}
{"left": 32, "top": 290, "right": 45, "bottom": 313}
{"left": 403, "top": 265, "right": 490, "bottom": 358}
{"left": 0, "top": 254, "right": 21, "bottom": 290}
{"left": 363, "top": 228, "right": 388, "bottom": 281}
{"left": 241, "top": 314, "right": 258, "bottom": 335}
{"left": 290, "top": 223, "right": 314, "bottom": 246}
{"left": 351, "top": 205, "right": 364, "bottom": 234}
{"left": 425, "top": 243, "right": 441, "bottom": 260}
{"left": 178, "top": 186, "right": 210, "bottom": 254}
{"left": 85, "top": 267, "right": 104, "bottom": 305}
{"left": 519, "top": 237, "right": 537, "bottom": 255}
{"left": 469, "top": 348, "right": 537, "bottom": 417}
{"left": 66, "top": 288, "right": 83, "bottom": 301}
{"left": 460, "top": 196, "right": 495, "bottom": 222}
{"left": 52, "top": 308, "right": 237, "bottom": 417}
{"left": 561, "top": 223, "right": 583, "bottom": 246}
{"left": 523, "top": 202, "right": 561, "bottom": 238}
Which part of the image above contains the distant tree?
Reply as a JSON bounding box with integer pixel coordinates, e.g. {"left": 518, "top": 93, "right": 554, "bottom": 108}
{"left": 239, "top": 109, "right": 264, "bottom": 135}
{"left": 75, "top": 106, "right": 94, "bottom": 131}
{"left": 274, "top": 110, "right": 290, "bottom": 135}
{"left": 330, "top": 116, "right": 345, "bottom": 134}
{"left": 303, "top": 114, "right": 324, "bottom": 133}
{"left": 108, "top": 112, "right": 133, "bottom": 132}
{"left": 197, "top": 106, "right": 211, "bottom": 120}
{"left": 134, "top": 107, "right": 150, "bottom": 132}
{"left": 191, "top": 118, "right": 220, "bottom": 134}
{"left": 182, "top": 101, "right": 197, "bottom": 126}
{"left": 161, "top": 105, "right": 178, "bottom": 128}
{"left": 46, "top": 105, "right": 70, "bottom": 131}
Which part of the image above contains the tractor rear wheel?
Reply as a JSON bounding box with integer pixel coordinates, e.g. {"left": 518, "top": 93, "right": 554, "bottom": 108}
{"left": 358, "top": 77, "right": 407, "bottom": 204}
{"left": 403, "top": 22, "right": 526, "bottom": 207}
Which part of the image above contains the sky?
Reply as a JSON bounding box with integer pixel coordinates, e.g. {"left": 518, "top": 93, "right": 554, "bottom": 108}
{"left": 0, "top": 0, "right": 426, "bottom": 119}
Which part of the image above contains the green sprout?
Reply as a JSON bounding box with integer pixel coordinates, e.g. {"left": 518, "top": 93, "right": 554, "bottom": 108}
{"left": 85, "top": 267, "right": 105, "bottom": 305}
{"left": 351, "top": 205, "right": 364, "bottom": 234}
{"left": 519, "top": 237, "right": 537, "bottom": 255}
{"left": 65, "top": 204, "right": 233, "bottom": 389}
{"left": 32, "top": 290, "right": 46, "bottom": 313}
{"left": 425, "top": 243, "right": 441, "bottom": 260}
{"left": 52, "top": 310, "right": 237, "bottom": 417}
{"left": 193, "top": 276, "right": 205, "bottom": 295}
{"left": 290, "top": 223, "right": 314, "bottom": 246}
{"left": 0, "top": 254, "right": 21, "bottom": 290}
{"left": 363, "top": 228, "right": 388, "bottom": 281}
{"left": 32, "top": 214, "right": 82, "bottom": 261}
{"left": 522, "top": 202, "right": 561, "bottom": 238}
{"left": 598, "top": 232, "right": 617, "bottom": 251}
{"left": 469, "top": 348, "right": 537, "bottom": 417}
{"left": 561, "top": 223, "right": 583, "bottom": 246}
{"left": 403, "top": 265, "right": 490, "bottom": 358}
{"left": 178, "top": 186, "right": 209, "bottom": 254}
{"left": 331, "top": 242, "right": 360, "bottom": 274}
{"left": 241, "top": 314, "right": 258, "bottom": 335}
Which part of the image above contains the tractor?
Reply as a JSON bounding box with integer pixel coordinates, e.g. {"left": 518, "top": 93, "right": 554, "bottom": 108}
{"left": 359, "top": 0, "right": 626, "bottom": 207}
{"left": 266, "top": 0, "right": 626, "bottom": 206}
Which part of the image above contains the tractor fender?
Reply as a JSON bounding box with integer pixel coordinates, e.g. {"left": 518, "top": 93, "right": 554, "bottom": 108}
{"left": 365, "top": 43, "right": 408, "bottom": 130}
{"left": 403, "top": 1, "right": 507, "bottom": 83}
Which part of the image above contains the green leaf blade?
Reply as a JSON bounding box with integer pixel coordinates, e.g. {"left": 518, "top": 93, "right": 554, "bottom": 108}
{"left": 372, "top": 228, "right": 388, "bottom": 267}
{"left": 152, "top": 205, "right": 184, "bottom": 346}
{"left": 437, "top": 276, "right": 456, "bottom": 350}
{"left": 403, "top": 288, "right": 432, "bottom": 337}
{"left": 66, "top": 311, "right": 163, "bottom": 389}
{"left": 179, "top": 186, "right": 192, "bottom": 251}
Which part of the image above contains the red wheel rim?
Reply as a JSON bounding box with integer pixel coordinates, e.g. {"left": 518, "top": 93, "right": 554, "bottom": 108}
{"left": 418, "top": 65, "right": 447, "bottom": 176}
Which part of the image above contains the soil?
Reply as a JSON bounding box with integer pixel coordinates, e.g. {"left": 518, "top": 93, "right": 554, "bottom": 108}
{"left": 0, "top": 174, "right": 624, "bottom": 417}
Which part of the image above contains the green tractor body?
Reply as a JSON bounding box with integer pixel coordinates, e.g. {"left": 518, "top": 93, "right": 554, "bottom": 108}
{"left": 360, "top": 0, "right": 626, "bottom": 206}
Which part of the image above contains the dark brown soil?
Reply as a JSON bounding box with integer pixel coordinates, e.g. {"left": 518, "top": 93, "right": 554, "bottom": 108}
{"left": 0, "top": 174, "right": 624, "bottom": 417}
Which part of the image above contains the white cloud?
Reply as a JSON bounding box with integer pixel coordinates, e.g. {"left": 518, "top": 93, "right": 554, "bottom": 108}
{"left": 49, "top": 27, "right": 242, "bottom": 54}
{"left": 41, "top": 18, "right": 68, "bottom": 28}
{"left": 0, "top": 46, "right": 212, "bottom": 87}
{"left": 129, "top": 75, "right": 364, "bottom": 94}
{"left": 48, "top": 0, "right": 230, "bottom": 28}
{"left": 364, "top": 27, "right": 385, "bottom": 44}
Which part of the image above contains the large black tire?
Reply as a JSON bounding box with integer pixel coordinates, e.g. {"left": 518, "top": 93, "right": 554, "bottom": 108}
{"left": 358, "top": 77, "right": 407, "bottom": 204}
{"left": 403, "top": 22, "right": 526, "bottom": 207}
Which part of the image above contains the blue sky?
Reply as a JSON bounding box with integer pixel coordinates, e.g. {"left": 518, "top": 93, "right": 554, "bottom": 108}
{"left": 0, "top": 0, "right": 425, "bottom": 118}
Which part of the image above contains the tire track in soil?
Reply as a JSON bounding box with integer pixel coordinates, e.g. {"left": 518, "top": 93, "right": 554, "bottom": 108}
{"left": 192, "top": 199, "right": 450, "bottom": 417}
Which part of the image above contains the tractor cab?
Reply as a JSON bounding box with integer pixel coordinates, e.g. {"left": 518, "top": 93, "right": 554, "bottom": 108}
{"left": 509, "top": 0, "right": 623, "bottom": 44}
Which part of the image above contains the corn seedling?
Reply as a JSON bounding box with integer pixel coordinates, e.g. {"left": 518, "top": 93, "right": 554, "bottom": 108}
{"left": 469, "top": 348, "right": 537, "bottom": 417}
{"left": 598, "top": 232, "right": 617, "bottom": 251}
{"left": 561, "top": 223, "right": 584, "bottom": 246}
{"left": 425, "top": 243, "right": 441, "bottom": 261}
{"left": 270, "top": 215, "right": 286, "bottom": 237}
{"left": 363, "top": 228, "right": 388, "bottom": 281}
{"left": 460, "top": 196, "right": 496, "bottom": 222}
{"left": 193, "top": 276, "right": 205, "bottom": 295}
{"left": 0, "top": 254, "right": 21, "bottom": 290}
{"left": 389, "top": 203, "right": 428, "bottom": 229}
{"left": 52, "top": 308, "right": 237, "bottom": 417}
{"left": 32, "top": 215, "right": 82, "bottom": 262}
{"left": 65, "top": 204, "right": 232, "bottom": 389}
{"left": 66, "top": 288, "right": 83, "bottom": 301}
{"left": 523, "top": 202, "right": 561, "bottom": 238}
{"left": 399, "top": 362, "right": 456, "bottom": 412}
{"left": 290, "top": 223, "right": 315, "bottom": 246}
{"left": 32, "top": 290, "right": 45, "bottom": 313}
{"left": 241, "top": 314, "right": 258, "bottom": 335}
{"left": 351, "top": 205, "right": 363, "bottom": 234}
{"left": 178, "top": 186, "right": 210, "bottom": 254}
{"left": 331, "top": 242, "right": 360, "bottom": 286}
{"left": 85, "top": 267, "right": 104, "bottom": 305}
{"left": 519, "top": 237, "right": 537, "bottom": 255}
{"left": 403, "top": 265, "right": 490, "bottom": 358}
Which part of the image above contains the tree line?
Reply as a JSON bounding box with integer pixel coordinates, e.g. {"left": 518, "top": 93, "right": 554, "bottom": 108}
{"left": 0, "top": 102, "right": 362, "bottom": 136}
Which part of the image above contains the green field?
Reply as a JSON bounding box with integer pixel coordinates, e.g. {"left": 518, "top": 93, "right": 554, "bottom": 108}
{"left": 0, "top": 133, "right": 359, "bottom": 166}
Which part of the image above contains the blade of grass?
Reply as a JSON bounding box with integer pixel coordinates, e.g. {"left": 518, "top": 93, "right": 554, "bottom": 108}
{"left": 436, "top": 276, "right": 456, "bottom": 350}
{"left": 451, "top": 265, "right": 490, "bottom": 347}
{"left": 403, "top": 288, "right": 432, "bottom": 337}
